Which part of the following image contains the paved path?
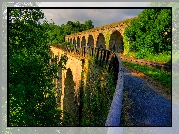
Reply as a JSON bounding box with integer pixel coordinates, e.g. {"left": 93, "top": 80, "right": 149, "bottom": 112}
{"left": 120, "top": 68, "right": 171, "bottom": 126}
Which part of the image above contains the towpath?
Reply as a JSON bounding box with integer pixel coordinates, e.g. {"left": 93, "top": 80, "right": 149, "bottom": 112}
{"left": 120, "top": 65, "right": 171, "bottom": 126}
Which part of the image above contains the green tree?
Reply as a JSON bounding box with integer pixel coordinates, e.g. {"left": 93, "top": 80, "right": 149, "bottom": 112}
{"left": 84, "top": 20, "right": 94, "bottom": 30}
{"left": 148, "top": 2, "right": 179, "bottom": 54}
{"left": 44, "top": 20, "right": 94, "bottom": 44}
{"left": 124, "top": 8, "right": 172, "bottom": 58}
{"left": 9, "top": 8, "right": 67, "bottom": 126}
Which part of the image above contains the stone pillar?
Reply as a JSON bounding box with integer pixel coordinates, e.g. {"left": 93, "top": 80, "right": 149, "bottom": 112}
{"left": 85, "top": 36, "right": 88, "bottom": 47}
{"left": 94, "top": 37, "right": 97, "bottom": 48}
{"left": 56, "top": 55, "right": 62, "bottom": 107}
{"left": 61, "top": 70, "right": 66, "bottom": 118}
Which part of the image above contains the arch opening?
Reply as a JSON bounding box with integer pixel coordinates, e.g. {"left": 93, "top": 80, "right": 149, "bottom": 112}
{"left": 96, "top": 33, "right": 106, "bottom": 49}
{"left": 77, "top": 37, "right": 80, "bottom": 48}
{"left": 73, "top": 38, "right": 76, "bottom": 47}
{"left": 109, "top": 30, "right": 123, "bottom": 53}
{"left": 88, "top": 35, "right": 94, "bottom": 47}
{"left": 81, "top": 36, "right": 86, "bottom": 47}
{"left": 63, "top": 68, "right": 78, "bottom": 125}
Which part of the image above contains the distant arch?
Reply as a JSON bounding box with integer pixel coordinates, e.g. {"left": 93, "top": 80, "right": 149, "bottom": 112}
{"left": 96, "top": 33, "right": 106, "bottom": 49}
{"left": 73, "top": 37, "right": 76, "bottom": 46}
{"left": 109, "top": 30, "right": 123, "bottom": 53}
{"left": 63, "top": 68, "right": 76, "bottom": 120}
{"left": 77, "top": 37, "right": 80, "bottom": 48}
{"left": 88, "top": 35, "right": 94, "bottom": 47}
{"left": 81, "top": 36, "right": 86, "bottom": 47}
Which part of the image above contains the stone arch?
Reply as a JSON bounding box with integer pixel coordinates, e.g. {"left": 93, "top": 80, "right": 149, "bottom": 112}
{"left": 109, "top": 30, "right": 123, "bottom": 53}
{"left": 77, "top": 36, "right": 80, "bottom": 48}
{"left": 88, "top": 35, "right": 94, "bottom": 47}
{"left": 96, "top": 33, "right": 106, "bottom": 49}
{"left": 63, "top": 68, "right": 76, "bottom": 120}
{"left": 81, "top": 36, "right": 86, "bottom": 47}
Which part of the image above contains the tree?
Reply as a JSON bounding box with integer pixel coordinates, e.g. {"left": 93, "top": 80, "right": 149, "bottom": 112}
{"left": 9, "top": 8, "right": 67, "bottom": 126}
{"left": 148, "top": 2, "right": 179, "bottom": 54}
{"left": 124, "top": 8, "right": 172, "bottom": 58}
{"left": 43, "top": 20, "right": 95, "bottom": 44}
{"left": 84, "top": 20, "right": 94, "bottom": 30}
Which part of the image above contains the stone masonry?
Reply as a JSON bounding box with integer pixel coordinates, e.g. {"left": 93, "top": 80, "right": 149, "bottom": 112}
{"left": 65, "top": 17, "right": 136, "bottom": 53}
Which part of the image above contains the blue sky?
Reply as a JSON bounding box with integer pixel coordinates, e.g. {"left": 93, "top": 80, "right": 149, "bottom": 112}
{"left": 38, "top": 2, "right": 149, "bottom": 27}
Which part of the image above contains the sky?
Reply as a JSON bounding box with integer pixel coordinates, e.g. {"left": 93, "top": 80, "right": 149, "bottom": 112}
{"left": 38, "top": 2, "right": 149, "bottom": 27}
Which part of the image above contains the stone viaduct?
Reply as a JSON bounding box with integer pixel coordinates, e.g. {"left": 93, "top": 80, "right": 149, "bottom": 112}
{"left": 49, "top": 18, "right": 135, "bottom": 125}
{"left": 50, "top": 46, "right": 83, "bottom": 119}
{"left": 65, "top": 17, "right": 136, "bottom": 53}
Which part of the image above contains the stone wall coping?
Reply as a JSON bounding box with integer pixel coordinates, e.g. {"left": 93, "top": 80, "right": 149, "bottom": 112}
{"left": 105, "top": 52, "right": 124, "bottom": 126}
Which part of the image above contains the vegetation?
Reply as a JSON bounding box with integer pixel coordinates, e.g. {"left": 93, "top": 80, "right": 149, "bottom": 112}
{"left": 123, "top": 51, "right": 171, "bottom": 64}
{"left": 80, "top": 56, "right": 116, "bottom": 126}
{"left": 122, "top": 8, "right": 172, "bottom": 90}
{"left": 122, "top": 61, "right": 171, "bottom": 90}
{"left": 147, "top": 2, "right": 179, "bottom": 51}
{"left": 7, "top": 2, "right": 176, "bottom": 128}
{"left": 9, "top": 8, "right": 68, "bottom": 126}
{"left": 124, "top": 8, "right": 172, "bottom": 60}
{"left": 105, "top": 31, "right": 110, "bottom": 49}
{"left": 62, "top": 41, "right": 74, "bottom": 47}
{"left": 42, "top": 20, "right": 94, "bottom": 45}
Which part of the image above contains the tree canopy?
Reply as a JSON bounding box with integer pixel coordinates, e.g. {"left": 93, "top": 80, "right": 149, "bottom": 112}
{"left": 124, "top": 8, "right": 172, "bottom": 58}
{"left": 9, "top": 8, "right": 68, "bottom": 126}
{"left": 42, "top": 19, "right": 94, "bottom": 44}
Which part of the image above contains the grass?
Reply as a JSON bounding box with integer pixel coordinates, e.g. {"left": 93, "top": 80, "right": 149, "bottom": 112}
{"left": 80, "top": 56, "right": 116, "bottom": 126}
{"left": 122, "top": 61, "right": 171, "bottom": 90}
{"left": 123, "top": 51, "right": 171, "bottom": 64}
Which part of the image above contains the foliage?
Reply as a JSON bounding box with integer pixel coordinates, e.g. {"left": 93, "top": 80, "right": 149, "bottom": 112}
{"left": 122, "top": 61, "right": 171, "bottom": 90}
{"left": 42, "top": 20, "right": 94, "bottom": 45}
{"left": 62, "top": 41, "right": 74, "bottom": 47}
{"left": 105, "top": 31, "right": 110, "bottom": 49}
{"left": 123, "top": 35, "right": 130, "bottom": 55}
{"left": 147, "top": 2, "right": 179, "bottom": 62}
{"left": 9, "top": 8, "right": 68, "bottom": 126}
{"left": 124, "top": 8, "right": 172, "bottom": 58}
{"left": 80, "top": 56, "right": 116, "bottom": 126}
{"left": 124, "top": 51, "right": 171, "bottom": 63}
